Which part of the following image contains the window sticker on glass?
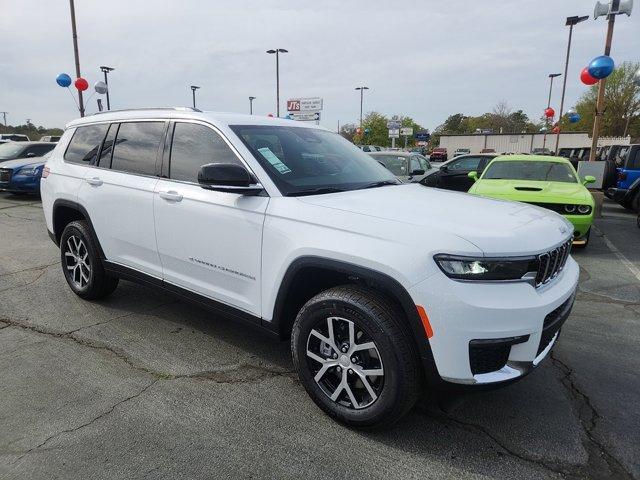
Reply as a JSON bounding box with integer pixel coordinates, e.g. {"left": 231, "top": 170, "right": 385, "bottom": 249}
{"left": 258, "top": 147, "right": 291, "bottom": 174}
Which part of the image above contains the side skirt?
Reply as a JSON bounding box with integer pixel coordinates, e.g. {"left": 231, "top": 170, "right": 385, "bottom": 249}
{"left": 102, "top": 260, "right": 280, "bottom": 339}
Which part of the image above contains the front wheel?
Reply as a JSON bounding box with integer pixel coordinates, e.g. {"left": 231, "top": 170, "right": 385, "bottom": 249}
{"left": 291, "top": 285, "right": 421, "bottom": 428}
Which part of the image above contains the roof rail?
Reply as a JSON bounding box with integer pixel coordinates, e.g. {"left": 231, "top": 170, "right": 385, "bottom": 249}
{"left": 91, "top": 106, "right": 202, "bottom": 116}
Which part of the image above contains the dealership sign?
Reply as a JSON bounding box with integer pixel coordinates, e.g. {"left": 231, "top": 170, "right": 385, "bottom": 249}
{"left": 287, "top": 112, "right": 321, "bottom": 121}
{"left": 287, "top": 97, "right": 323, "bottom": 112}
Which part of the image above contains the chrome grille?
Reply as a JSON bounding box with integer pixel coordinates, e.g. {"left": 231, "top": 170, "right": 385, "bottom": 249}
{"left": 0, "top": 168, "right": 11, "bottom": 183}
{"left": 535, "top": 239, "right": 572, "bottom": 287}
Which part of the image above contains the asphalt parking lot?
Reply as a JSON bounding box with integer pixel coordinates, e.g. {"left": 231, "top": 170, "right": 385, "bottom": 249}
{"left": 0, "top": 192, "right": 638, "bottom": 480}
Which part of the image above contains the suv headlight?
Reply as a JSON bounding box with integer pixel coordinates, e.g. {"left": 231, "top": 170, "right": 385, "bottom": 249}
{"left": 434, "top": 254, "right": 536, "bottom": 281}
{"left": 16, "top": 166, "right": 40, "bottom": 176}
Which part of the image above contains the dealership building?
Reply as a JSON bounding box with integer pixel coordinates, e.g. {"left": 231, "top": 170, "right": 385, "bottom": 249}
{"left": 438, "top": 132, "right": 630, "bottom": 154}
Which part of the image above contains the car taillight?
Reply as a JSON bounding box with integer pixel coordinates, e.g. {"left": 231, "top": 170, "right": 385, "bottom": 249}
{"left": 42, "top": 166, "right": 50, "bottom": 178}
{"left": 618, "top": 171, "right": 627, "bottom": 181}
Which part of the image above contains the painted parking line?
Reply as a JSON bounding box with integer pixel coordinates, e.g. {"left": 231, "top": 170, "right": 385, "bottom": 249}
{"left": 594, "top": 225, "right": 640, "bottom": 283}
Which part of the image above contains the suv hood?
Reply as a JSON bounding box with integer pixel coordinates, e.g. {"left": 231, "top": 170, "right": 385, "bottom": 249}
{"left": 0, "top": 157, "right": 45, "bottom": 169}
{"left": 471, "top": 179, "right": 592, "bottom": 204}
{"left": 297, "top": 184, "right": 572, "bottom": 256}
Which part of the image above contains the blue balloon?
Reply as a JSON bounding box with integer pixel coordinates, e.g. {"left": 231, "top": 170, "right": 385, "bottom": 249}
{"left": 569, "top": 113, "right": 581, "bottom": 123}
{"left": 56, "top": 73, "right": 72, "bottom": 87}
{"left": 587, "top": 55, "right": 614, "bottom": 80}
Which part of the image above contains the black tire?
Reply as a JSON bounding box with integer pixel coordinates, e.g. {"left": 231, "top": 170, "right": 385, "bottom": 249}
{"left": 291, "top": 285, "right": 421, "bottom": 428}
{"left": 60, "top": 220, "right": 119, "bottom": 299}
{"left": 602, "top": 160, "right": 617, "bottom": 190}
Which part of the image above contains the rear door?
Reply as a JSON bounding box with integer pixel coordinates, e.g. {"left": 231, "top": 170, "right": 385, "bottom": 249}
{"left": 77, "top": 120, "right": 166, "bottom": 277}
{"left": 437, "top": 155, "right": 484, "bottom": 191}
{"left": 153, "top": 120, "right": 268, "bottom": 316}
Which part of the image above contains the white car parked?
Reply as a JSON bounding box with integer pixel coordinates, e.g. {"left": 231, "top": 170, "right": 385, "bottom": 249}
{"left": 41, "top": 108, "right": 578, "bottom": 427}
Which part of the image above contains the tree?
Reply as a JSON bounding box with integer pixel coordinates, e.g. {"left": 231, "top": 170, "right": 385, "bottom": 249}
{"left": 0, "top": 123, "right": 63, "bottom": 140}
{"left": 340, "top": 123, "right": 357, "bottom": 143}
{"left": 563, "top": 61, "right": 640, "bottom": 140}
{"left": 355, "top": 112, "right": 388, "bottom": 146}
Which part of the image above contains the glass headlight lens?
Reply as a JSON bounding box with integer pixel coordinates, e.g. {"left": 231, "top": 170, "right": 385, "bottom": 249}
{"left": 434, "top": 255, "right": 536, "bottom": 281}
{"left": 577, "top": 205, "right": 591, "bottom": 214}
{"left": 564, "top": 204, "right": 576, "bottom": 213}
{"left": 16, "top": 166, "right": 39, "bottom": 176}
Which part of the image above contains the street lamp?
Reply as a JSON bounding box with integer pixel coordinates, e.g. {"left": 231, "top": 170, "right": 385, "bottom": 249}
{"left": 190, "top": 85, "right": 200, "bottom": 109}
{"left": 355, "top": 86, "right": 369, "bottom": 128}
{"left": 249, "top": 96, "right": 256, "bottom": 114}
{"left": 554, "top": 16, "right": 589, "bottom": 155}
{"left": 99, "top": 66, "right": 114, "bottom": 110}
{"left": 588, "top": 0, "right": 633, "bottom": 161}
{"left": 542, "top": 73, "right": 562, "bottom": 149}
{"left": 266, "top": 48, "right": 288, "bottom": 117}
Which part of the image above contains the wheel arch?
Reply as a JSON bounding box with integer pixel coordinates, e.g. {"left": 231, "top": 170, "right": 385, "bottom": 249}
{"left": 52, "top": 199, "right": 105, "bottom": 259}
{"left": 269, "top": 256, "right": 439, "bottom": 382}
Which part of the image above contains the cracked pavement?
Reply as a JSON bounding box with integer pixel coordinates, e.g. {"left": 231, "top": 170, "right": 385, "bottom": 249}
{"left": 0, "top": 193, "right": 638, "bottom": 479}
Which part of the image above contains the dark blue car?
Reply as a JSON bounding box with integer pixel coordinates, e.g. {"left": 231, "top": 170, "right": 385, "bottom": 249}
{"left": 0, "top": 153, "right": 50, "bottom": 195}
{"left": 607, "top": 144, "right": 640, "bottom": 210}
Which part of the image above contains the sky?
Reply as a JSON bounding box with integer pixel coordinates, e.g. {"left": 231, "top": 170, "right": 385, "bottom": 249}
{"left": 0, "top": 0, "right": 638, "bottom": 132}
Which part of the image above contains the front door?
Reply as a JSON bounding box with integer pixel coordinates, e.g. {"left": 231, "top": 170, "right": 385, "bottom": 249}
{"left": 438, "top": 155, "right": 484, "bottom": 192}
{"left": 153, "top": 121, "right": 268, "bottom": 316}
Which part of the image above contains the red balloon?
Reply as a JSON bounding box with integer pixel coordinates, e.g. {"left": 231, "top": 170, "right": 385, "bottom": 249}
{"left": 74, "top": 77, "right": 89, "bottom": 91}
{"left": 552, "top": 126, "right": 560, "bottom": 134}
{"left": 580, "top": 67, "right": 598, "bottom": 86}
{"left": 544, "top": 107, "right": 555, "bottom": 118}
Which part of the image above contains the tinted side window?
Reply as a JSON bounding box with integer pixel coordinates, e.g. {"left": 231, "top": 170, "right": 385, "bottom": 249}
{"left": 628, "top": 148, "right": 640, "bottom": 170}
{"left": 97, "top": 124, "right": 118, "bottom": 168}
{"left": 111, "top": 122, "right": 165, "bottom": 176}
{"left": 30, "top": 144, "right": 55, "bottom": 156}
{"left": 64, "top": 124, "right": 109, "bottom": 165}
{"left": 170, "top": 122, "right": 241, "bottom": 182}
{"left": 448, "top": 156, "right": 481, "bottom": 171}
{"left": 410, "top": 156, "right": 421, "bottom": 172}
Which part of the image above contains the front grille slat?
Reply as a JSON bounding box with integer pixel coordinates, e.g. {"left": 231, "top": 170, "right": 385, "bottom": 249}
{"left": 535, "top": 239, "right": 572, "bottom": 288}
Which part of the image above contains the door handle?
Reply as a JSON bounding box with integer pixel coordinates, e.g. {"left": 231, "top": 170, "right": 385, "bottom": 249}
{"left": 158, "top": 190, "right": 183, "bottom": 202}
{"left": 85, "top": 177, "right": 103, "bottom": 186}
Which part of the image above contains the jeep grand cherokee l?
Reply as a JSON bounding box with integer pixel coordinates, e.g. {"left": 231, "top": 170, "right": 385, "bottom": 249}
{"left": 41, "top": 108, "right": 578, "bottom": 427}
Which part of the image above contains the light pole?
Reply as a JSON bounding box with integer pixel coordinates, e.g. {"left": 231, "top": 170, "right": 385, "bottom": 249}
{"left": 554, "top": 16, "right": 589, "bottom": 155}
{"left": 588, "top": 0, "right": 633, "bottom": 161}
{"left": 542, "top": 73, "right": 561, "bottom": 149}
{"left": 355, "top": 86, "right": 369, "bottom": 128}
{"left": 0, "top": 112, "right": 7, "bottom": 127}
{"left": 266, "top": 49, "right": 288, "bottom": 117}
{"left": 100, "top": 66, "right": 114, "bottom": 110}
{"left": 190, "top": 85, "right": 200, "bottom": 109}
{"left": 249, "top": 96, "right": 256, "bottom": 114}
{"left": 68, "top": 0, "right": 84, "bottom": 117}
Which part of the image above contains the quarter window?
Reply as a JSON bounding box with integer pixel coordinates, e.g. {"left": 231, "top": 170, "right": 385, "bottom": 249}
{"left": 169, "top": 122, "right": 241, "bottom": 182}
{"left": 64, "top": 124, "right": 109, "bottom": 165}
{"left": 111, "top": 122, "right": 165, "bottom": 176}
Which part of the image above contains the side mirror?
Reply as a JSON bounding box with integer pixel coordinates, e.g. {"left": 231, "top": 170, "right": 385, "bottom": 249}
{"left": 198, "top": 163, "right": 263, "bottom": 195}
{"left": 440, "top": 165, "right": 448, "bottom": 172}
{"left": 410, "top": 169, "right": 425, "bottom": 176}
{"left": 26, "top": 152, "right": 37, "bottom": 158}
{"left": 583, "top": 175, "right": 596, "bottom": 185}
{"left": 468, "top": 171, "right": 479, "bottom": 182}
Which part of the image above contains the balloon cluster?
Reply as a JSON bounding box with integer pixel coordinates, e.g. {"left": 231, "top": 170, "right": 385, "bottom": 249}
{"left": 580, "top": 55, "right": 615, "bottom": 85}
{"left": 56, "top": 73, "right": 108, "bottom": 111}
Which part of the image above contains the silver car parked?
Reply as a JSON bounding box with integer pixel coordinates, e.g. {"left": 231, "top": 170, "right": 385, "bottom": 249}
{"left": 368, "top": 151, "right": 436, "bottom": 184}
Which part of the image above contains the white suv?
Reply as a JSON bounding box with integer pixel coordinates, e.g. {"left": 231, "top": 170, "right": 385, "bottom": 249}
{"left": 41, "top": 108, "right": 578, "bottom": 427}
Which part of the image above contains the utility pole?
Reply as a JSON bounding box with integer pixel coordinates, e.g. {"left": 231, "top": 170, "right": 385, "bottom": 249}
{"left": 542, "top": 73, "right": 561, "bottom": 149}
{"left": 266, "top": 49, "right": 288, "bottom": 117}
{"left": 249, "top": 96, "right": 256, "bottom": 114}
{"left": 100, "top": 66, "right": 114, "bottom": 110}
{"left": 0, "top": 112, "right": 7, "bottom": 127}
{"left": 355, "top": 86, "right": 369, "bottom": 128}
{"left": 190, "top": 85, "right": 200, "bottom": 109}
{"left": 68, "top": 0, "right": 84, "bottom": 117}
{"left": 555, "top": 15, "right": 589, "bottom": 155}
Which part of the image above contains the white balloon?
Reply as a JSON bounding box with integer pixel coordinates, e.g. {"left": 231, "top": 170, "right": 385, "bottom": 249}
{"left": 94, "top": 81, "right": 108, "bottom": 94}
{"left": 567, "top": 108, "right": 576, "bottom": 115}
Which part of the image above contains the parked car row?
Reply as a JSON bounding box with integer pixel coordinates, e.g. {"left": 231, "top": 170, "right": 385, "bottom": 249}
{"left": 0, "top": 141, "right": 57, "bottom": 194}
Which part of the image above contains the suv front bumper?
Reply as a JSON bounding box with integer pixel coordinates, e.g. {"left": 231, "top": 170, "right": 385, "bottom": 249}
{"left": 408, "top": 257, "right": 579, "bottom": 386}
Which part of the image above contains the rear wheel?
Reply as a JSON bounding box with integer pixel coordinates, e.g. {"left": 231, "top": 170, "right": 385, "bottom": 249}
{"left": 60, "top": 220, "right": 119, "bottom": 299}
{"left": 291, "top": 285, "right": 421, "bottom": 428}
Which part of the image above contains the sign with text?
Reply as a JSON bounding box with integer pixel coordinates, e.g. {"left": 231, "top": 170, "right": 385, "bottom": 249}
{"left": 388, "top": 129, "right": 400, "bottom": 138}
{"left": 287, "top": 97, "right": 323, "bottom": 112}
{"left": 400, "top": 127, "right": 413, "bottom": 136}
{"left": 288, "top": 112, "right": 321, "bottom": 121}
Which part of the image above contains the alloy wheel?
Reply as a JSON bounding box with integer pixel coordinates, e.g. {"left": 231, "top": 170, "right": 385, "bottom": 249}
{"left": 306, "top": 316, "right": 384, "bottom": 409}
{"left": 64, "top": 235, "right": 91, "bottom": 289}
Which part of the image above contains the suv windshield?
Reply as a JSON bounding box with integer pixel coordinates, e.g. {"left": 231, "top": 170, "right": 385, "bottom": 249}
{"left": 0, "top": 142, "right": 26, "bottom": 160}
{"left": 483, "top": 160, "right": 577, "bottom": 183}
{"left": 230, "top": 125, "right": 398, "bottom": 196}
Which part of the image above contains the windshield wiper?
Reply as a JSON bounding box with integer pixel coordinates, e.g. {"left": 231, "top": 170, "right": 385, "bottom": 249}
{"left": 287, "top": 187, "right": 347, "bottom": 197}
{"left": 357, "top": 180, "right": 401, "bottom": 190}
